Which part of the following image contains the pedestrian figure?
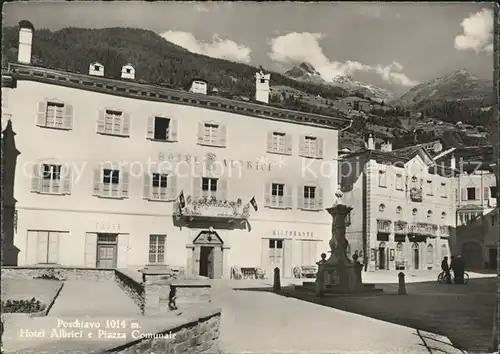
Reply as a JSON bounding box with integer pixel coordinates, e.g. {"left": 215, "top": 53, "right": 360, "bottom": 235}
{"left": 450, "top": 256, "right": 456, "bottom": 283}
{"left": 455, "top": 255, "right": 465, "bottom": 284}
{"left": 441, "top": 256, "right": 452, "bottom": 284}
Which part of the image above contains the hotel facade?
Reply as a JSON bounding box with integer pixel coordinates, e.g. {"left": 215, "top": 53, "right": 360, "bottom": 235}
{"left": 1, "top": 22, "right": 351, "bottom": 279}
{"left": 339, "top": 137, "right": 458, "bottom": 271}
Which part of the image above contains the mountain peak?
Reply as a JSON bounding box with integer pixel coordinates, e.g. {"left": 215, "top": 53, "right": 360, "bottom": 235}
{"left": 298, "top": 62, "right": 317, "bottom": 74}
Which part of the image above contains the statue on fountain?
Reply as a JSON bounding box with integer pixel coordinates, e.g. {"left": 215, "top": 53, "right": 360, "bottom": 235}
{"left": 315, "top": 185, "right": 361, "bottom": 296}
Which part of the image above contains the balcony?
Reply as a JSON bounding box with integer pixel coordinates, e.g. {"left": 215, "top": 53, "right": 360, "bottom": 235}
{"left": 394, "top": 221, "right": 407, "bottom": 242}
{"left": 173, "top": 196, "right": 251, "bottom": 228}
{"left": 410, "top": 187, "right": 423, "bottom": 202}
{"left": 377, "top": 219, "right": 391, "bottom": 241}
{"left": 439, "top": 225, "right": 451, "bottom": 238}
{"left": 408, "top": 222, "right": 436, "bottom": 242}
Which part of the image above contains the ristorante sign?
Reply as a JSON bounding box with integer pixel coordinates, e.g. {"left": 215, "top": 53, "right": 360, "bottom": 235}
{"left": 158, "top": 152, "right": 273, "bottom": 172}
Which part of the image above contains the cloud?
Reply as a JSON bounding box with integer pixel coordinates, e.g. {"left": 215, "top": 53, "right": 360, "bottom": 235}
{"left": 268, "top": 32, "right": 418, "bottom": 87}
{"left": 161, "top": 31, "right": 251, "bottom": 63}
{"left": 455, "top": 8, "right": 493, "bottom": 53}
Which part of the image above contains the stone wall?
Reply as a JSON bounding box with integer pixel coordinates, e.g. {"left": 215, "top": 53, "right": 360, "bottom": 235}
{"left": 0, "top": 267, "right": 115, "bottom": 281}
{"left": 114, "top": 270, "right": 145, "bottom": 313}
{"left": 103, "top": 308, "right": 222, "bottom": 354}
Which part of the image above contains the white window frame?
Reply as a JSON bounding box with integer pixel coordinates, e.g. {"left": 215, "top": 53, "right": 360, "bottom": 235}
{"left": 197, "top": 120, "right": 226, "bottom": 147}
{"left": 395, "top": 174, "right": 403, "bottom": 190}
{"left": 94, "top": 164, "right": 129, "bottom": 199}
{"left": 151, "top": 173, "right": 169, "bottom": 201}
{"left": 426, "top": 180, "right": 433, "bottom": 196}
{"left": 41, "top": 163, "right": 62, "bottom": 194}
{"left": 271, "top": 132, "right": 287, "bottom": 154}
{"left": 35, "top": 231, "right": 60, "bottom": 264}
{"left": 302, "top": 185, "right": 317, "bottom": 210}
{"left": 97, "top": 108, "right": 130, "bottom": 137}
{"left": 36, "top": 99, "right": 73, "bottom": 130}
{"left": 270, "top": 183, "right": 285, "bottom": 208}
{"left": 31, "top": 161, "right": 72, "bottom": 195}
{"left": 148, "top": 234, "right": 166, "bottom": 264}
{"left": 441, "top": 182, "right": 448, "bottom": 198}
{"left": 378, "top": 170, "right": 387, "bottom": 187}
{"left": 147, "top": 115, "right": 178, "bottom": 142}
{"left": 201, "top": 177, "right": 218, "bottom": 200}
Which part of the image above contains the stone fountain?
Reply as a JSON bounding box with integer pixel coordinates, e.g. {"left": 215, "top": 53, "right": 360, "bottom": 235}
{"left": 297, "top": 186, "right": 381, "bottom": 296}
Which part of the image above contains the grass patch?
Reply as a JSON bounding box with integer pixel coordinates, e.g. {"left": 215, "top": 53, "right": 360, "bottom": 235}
{"left": 1, "top": 279, "right": 63, "bottom": 313}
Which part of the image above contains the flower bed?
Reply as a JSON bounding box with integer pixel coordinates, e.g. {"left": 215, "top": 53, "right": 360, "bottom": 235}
{"left": 0, "top": 278, "right": 64, "bottom": 315}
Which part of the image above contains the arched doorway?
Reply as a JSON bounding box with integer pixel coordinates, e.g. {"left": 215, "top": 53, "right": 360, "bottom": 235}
{"left": 378, "top": 242, "right": 387, "bottom": 270}
{"left": 191, "top": 230, "right": 224, "bottom": 279}
{"left": 426, "top": 244, "right": 434, "bottom": 269}
{"left": 395, "top": 242, "right": 404, "bottom": 270}
{"left": 412, "top": 243, "right": 420, "bottom": 270}
{"left": 462, "top": 242, "right": 483, "bottom": 271}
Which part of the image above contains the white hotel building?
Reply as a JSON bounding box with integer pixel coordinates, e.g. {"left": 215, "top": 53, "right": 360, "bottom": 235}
{"left": 1, "top": 21, "right": 351, "bottom": 279}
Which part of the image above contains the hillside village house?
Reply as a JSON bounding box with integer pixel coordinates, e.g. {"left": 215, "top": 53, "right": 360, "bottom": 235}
{"left": 453, "top": 166, "right": 498, "bottom": 270}
{"left": 1, "top": 21, "right": 351, "bottom": 279}
{"left": 339, "top": 135, "right": 458, "bottom": 271}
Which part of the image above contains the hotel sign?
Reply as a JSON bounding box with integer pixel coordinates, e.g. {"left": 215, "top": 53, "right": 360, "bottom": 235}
{"left": 158, "top": 152, "right": 272, "bottom": 171}
{"left": 273, "top": 229, "right": 315, "bottom": 238}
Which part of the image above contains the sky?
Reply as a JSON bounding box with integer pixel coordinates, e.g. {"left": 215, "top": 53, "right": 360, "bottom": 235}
{"left": 2, "top": 2, "right": 496, "bottom": 95}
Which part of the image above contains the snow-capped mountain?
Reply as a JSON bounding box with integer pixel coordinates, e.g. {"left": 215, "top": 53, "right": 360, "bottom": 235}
{"left": 393, "top": 68, "right": 494, "bottom": 108}
{"left": 284, "top": 62, "right": 394, "bottom": 101}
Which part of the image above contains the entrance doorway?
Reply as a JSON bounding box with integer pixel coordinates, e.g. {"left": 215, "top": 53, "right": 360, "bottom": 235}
{"left": 199, "top": 246, "right": 214, "bottom": 278}
{"left": 192, "top": 230, "right": 224, "bottom": 279}
{"left": 97, "top": 233, "right": 117, "bottom": 268}
{"left": 378, "top": 243, "right": 386, "bottom": 270}
{"left": 412, "top": 243, "right": 419, "bottom": 270}
{"left": 489, "top": 248, "right": 498, "bottom": 270}
{"left": 268, "top": 239, "right": 284, "bottom": 275}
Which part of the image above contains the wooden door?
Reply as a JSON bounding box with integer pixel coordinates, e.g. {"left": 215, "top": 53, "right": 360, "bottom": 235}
{"left": 199, "top": 246, "right": 214, "bottom": 278}
{"left": 413, "top": 249, "right": 419, "bottom": 270}
{"left": 97, "top": 245, "right": 116, "bottom": 268}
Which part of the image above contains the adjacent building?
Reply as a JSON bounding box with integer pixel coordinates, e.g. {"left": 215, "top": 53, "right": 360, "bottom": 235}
{"left": 454, "top": 167, "right": 498, "bottom": 270}
{"left": 339, "top": 135, "right": 457, "bottom": 271}
{"left": 1, "top": 21, "right": 351, "bottom": 278}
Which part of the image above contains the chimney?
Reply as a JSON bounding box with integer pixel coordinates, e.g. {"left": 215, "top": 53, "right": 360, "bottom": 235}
{"left": 450, "top": 154, "right": 456, "bottom": 170}
{"left": 380, "top": 139, "right": 392, "bottom": 152}
{"left": 433, "top": 141, "right": 443, "bottom": 153}
{"left": 255, "top": 70, "right": 270, "bottom": 104}
{"left": 121, "top": 64, "right": 135, "bottom": 80}
{"left": 366, "top": 133, "right": 375, "bottom": 150}
{"left": 18, "top": 21, "right": 35, "bottom": 64}
{"left": 89, "top": 62, "right": 104, "bottom": 77}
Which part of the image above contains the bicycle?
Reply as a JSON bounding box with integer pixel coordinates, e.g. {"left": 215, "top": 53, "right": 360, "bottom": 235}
{"left": 437, "top": 271, "right": 469, "bottom": 284}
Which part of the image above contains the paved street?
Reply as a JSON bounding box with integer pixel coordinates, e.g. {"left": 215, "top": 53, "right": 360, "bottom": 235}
{"left": 210, "top": 279, "right": 465, "bottom": 354}
{"left": 268, "top": 275, "right": 495, "bottom": 353}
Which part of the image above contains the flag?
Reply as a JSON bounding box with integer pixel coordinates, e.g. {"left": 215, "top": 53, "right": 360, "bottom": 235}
{"left": 250, "top": 197, "right": 258, "bottom": 211}
{"left": 178, "top": 191, "right": 186, "bottom": 209}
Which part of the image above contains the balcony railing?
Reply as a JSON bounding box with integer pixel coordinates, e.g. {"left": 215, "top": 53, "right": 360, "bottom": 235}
{"left": 377, "top": 219, "right": 391, "bottom": 233}
{"left": 440, "top": 225, "right": 451, "bottom": 238}
{"left": 394, "top": 221, "right": 408, "bottom": 234}
{"left": 174, "top": 196, "right": 250, "bottom": 221}
{"left": 408, "top": 223, "right": 437, "bottom": 237}
{"left": 410, "top": 188, "right": 423, "bottom": 202}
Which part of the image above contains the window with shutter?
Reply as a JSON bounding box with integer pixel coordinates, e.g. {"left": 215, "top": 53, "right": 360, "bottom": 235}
{"left": 98, "top": 109, "right": 129, "bottom": 137}
{"left": 201, "top": 177, "right": 218, "bottom": 200}
{"left": 270, "top": 183, "right": 285, "bottom": 208}
{"left": 97, "top": 167, "right": 121, "bottom": 198}
{"left": 61, "top": 165, "right": 72, "bottom": 195}
{"left": 198, "top": 122, "right": 223, "bottom": 146}
{"left": 297, "top": 185, "right": 304, "bottom": 209}
{"left": 192, "top": 177, "right": 202, "bottom": 199}
{"left": 30, "top": 163, "right": 42, "bottom": 193}
{"left": 37, "top": 231, "right": 59, "bottom": 264}
{"left": 484, "top": 187, "right": 490, "bottom": 200}
{"left": 40, "top": 164, "right": 62, "bottom": 194}
{"left": 302, "top": 186, "right": 317, "bottom": 210}
{"left": 121, "top": 170, "right": 130, "bottom": 198}
{"left": 167, "top": 175, "right": 177, "bottom": 200}
{"left": 302, "top": 136, "right": 318, "bottom": 158}
{"left": 149, "top": 116, "right": 172, "bottom": 141}
{"left": 269, "top": 132, "right": 287, "bottom": 154}
{"left": 37, "top": 101, "right": 72, "bottom": 130}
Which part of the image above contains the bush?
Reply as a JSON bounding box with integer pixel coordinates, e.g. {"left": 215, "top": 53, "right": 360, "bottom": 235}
{"left": 1, "top": 297, "right": 46, "bottom": 313}
{"left": 33, "top": 269, "right": 66, "bottom": 281}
